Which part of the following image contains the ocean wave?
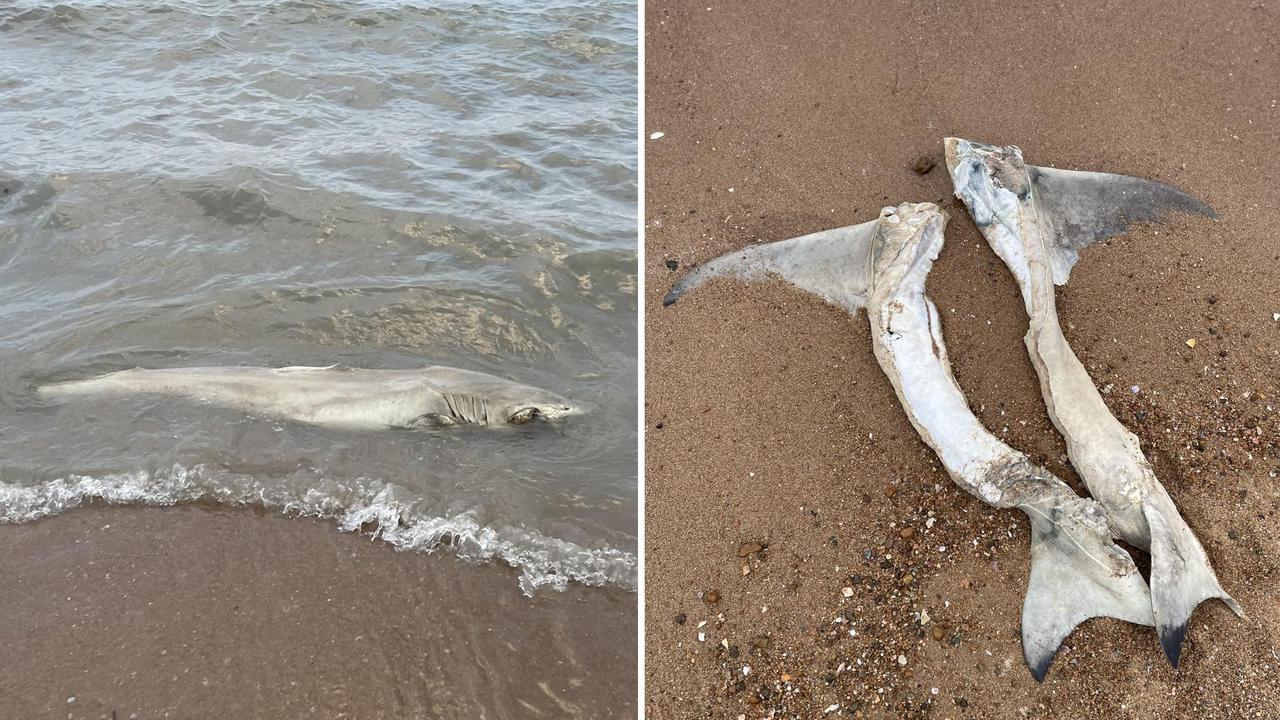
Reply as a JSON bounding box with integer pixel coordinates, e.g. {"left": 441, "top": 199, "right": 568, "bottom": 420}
{"left": 0, "top": 465, "right": 636, "bottom": 596}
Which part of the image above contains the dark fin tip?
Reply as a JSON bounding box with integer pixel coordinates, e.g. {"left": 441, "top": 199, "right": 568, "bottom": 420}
{"left": 662, "top": 293, "right": 678, "bottom": 307}
{"left": 1159, "top": 622, "right": 1187, "bottom": 668}
{"left": 1182, "top": 194, "right": 1217, "bottom": 220}
{"left": 1029, "top": 653, "right": 1052, "bottom": 683}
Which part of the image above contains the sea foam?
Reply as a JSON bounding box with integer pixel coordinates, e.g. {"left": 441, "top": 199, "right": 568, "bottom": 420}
{"left": 0, "top": 465, "right": 636, "bottom": 596}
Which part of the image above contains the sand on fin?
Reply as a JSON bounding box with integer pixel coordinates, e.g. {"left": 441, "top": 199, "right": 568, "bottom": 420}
{"left": 1144, "top": 496, "right": 1244, "bottom": 667}
{"left": 662, "top": 219, "right": 879, "bottom": 312}
{"left": 1028, "top": 165, "right": 1216, "bottom": 285}
{"left": 1018, "top": 498, "right": 1155, "bottom": 681}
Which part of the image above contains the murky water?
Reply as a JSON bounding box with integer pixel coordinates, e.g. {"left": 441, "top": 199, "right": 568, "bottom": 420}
{"left": 0, "top": 0, "right": 637, "bottom": 593}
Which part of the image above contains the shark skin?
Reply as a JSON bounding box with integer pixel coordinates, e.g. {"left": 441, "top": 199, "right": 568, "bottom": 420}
{"left": 666, "top": 203, "right": 1154, "bottom": 680}
{"left": 943, "top": 137, "right": 1243, "bottom": 667}
{"left": 39, "top": 365, "right": 579, "bottom": 430}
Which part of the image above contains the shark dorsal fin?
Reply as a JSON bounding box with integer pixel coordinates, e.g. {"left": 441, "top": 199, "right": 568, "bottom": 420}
{"left": 662, "top": 219, "right": 879, "bottom": 312}
{"left": 1028, "top": 165, "right": 1216, "bottom": 285}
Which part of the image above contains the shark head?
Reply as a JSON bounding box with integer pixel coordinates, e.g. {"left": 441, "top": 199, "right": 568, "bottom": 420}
{"left": 421, "top": 366, "right": 582, "bottom": 427}
{"left": 487, "top": 384, "right": 581, "bottom": 425}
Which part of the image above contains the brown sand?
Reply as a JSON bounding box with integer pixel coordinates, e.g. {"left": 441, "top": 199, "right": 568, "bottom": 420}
{"left": 0, "top": 506, "right": 635, "bottom": 719}
{"left": 644, "top": 1, "right": 1280, "bottom": 718}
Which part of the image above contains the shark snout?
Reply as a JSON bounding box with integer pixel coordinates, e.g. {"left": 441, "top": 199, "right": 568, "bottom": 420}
{"left": 546, "top": 400, "right": 588, "bottom": 419}
{"left": 503, "top": 397, "right": 586, "bottom": 425}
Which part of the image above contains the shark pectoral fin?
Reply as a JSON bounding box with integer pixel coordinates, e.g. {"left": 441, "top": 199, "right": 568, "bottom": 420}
{"left": 1028, "top": 165, "right": 1216, "bottom": 285}
{"left": 662, "top": 219, "right": 880, "bottom": 312}
{"left": 1020, "top": 504, "right": 1154, "bottom": 681}
{"left": 399, "top": 413, "right": 458, "bottom": 429}
{"left": 1143, "top": 496, "right": 1243, "bottom": 668}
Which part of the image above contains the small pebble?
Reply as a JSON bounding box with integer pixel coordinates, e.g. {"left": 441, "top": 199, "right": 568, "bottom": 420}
{"left": 674, "top": 612, "right": 686, "bottom": 625}
{"left": 650, "top": 131, "right": 665, "bottom": 140}
{"left": 912, "top": 156, "right": 936, "bottom": 175}
{"left": 737, "top": 541, "right": 764, "bottom": 557}
{"left": 664, "top": 259, "right": 678, "bottom": 271}
{"left": 842, "top": 587, "right": 855, "bottom": 598}
{"left": 705, "top": 590, "right": 720, "bottom": 604}
{"left": 1186, "top": 338, "right": 1197, "bottom": 348}
{"left": 932, "top": 626, "right": 945, "bottom": 641}
{"left": 897, "top": 654, "right": 908, "bottom": 666}
{"left": 899, "top": 527, "right": 915, "bottom": 539}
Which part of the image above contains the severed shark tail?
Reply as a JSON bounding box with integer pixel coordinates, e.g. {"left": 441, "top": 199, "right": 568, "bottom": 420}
{"left": 1007, "top": 469, "right": 1155, "bottom": 681}
{"left": 1143, "top": 494, "right": 1244, "bottom": 667}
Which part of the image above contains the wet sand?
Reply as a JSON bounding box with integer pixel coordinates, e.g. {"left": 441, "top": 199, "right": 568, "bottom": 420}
{"left": 645, "top": 1, "right": 1280, "bottom": 718}
{"left": 0, "top": 506, "right": 635, "bottom": 719}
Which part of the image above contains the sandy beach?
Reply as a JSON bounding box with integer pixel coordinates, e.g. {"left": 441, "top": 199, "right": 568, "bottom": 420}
{"left": 644, "top": 1, "right": 1279, "bottom": 717}
{"left": 0, "top": 506, "right": 636, "bottom": 719}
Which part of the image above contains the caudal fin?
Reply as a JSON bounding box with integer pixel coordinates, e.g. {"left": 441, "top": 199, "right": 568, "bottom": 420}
{"left": 37, "top": 369, "right": 143, "bottom": 400}
{"left": 37, "top": 377, "right": 111, "bottom": 399}
{"left": 1144, "top": 496, "right": 1244, "bottom": 667}
{"left": 661, "top": 219, "right": 880, "bottom": 312}
{"left": 1019, "top": 499, "right": 1155, "bottom": 681}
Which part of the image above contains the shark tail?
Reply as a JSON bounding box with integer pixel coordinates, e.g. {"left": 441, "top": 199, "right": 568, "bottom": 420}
{"left": 660, "top": 219, "right": 881, "bottom": 312}
{"left": 1019, "top": 500, "right": 1155, "bottom": 681}
{"left": 38, "top": 373, "right": 131, "bottom": 399}
{"left": 37, "top": 368, "right": 167, "bottom": 400}
{"left": 1144, "top": 495, "right": 1244, "bottom": 667}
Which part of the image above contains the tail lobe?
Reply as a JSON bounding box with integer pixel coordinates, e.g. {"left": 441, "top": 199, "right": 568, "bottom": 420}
{"left": 1144, "top": 496, "right": 1244, "bottom": 667}
{"left": 1019, "top": 497, "right": 1155, "bottom": 680}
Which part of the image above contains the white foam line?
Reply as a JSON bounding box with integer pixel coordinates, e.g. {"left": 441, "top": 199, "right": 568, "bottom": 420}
{"left": 0, "top": 465, "right": 637, "bottom": 596}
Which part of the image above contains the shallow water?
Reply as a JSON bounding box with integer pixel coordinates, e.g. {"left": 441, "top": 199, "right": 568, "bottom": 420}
{"left": 0, "top": 0, "right": 637, "bottom": 593}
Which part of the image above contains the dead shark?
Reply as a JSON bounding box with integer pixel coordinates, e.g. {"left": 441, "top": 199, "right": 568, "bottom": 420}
{"left": 943, "top": 137, "right": 1242, "bottom": 666}
{"left": 39, "top": 365, "right": 579, "bottom": 430}
{"left": 665, "top": 202, "right": 1154, "bottom": 680}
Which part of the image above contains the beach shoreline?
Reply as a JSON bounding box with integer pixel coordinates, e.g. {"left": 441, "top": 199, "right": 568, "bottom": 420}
{"left": 0, "top": 505, "right": 636, "bottom": 719}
